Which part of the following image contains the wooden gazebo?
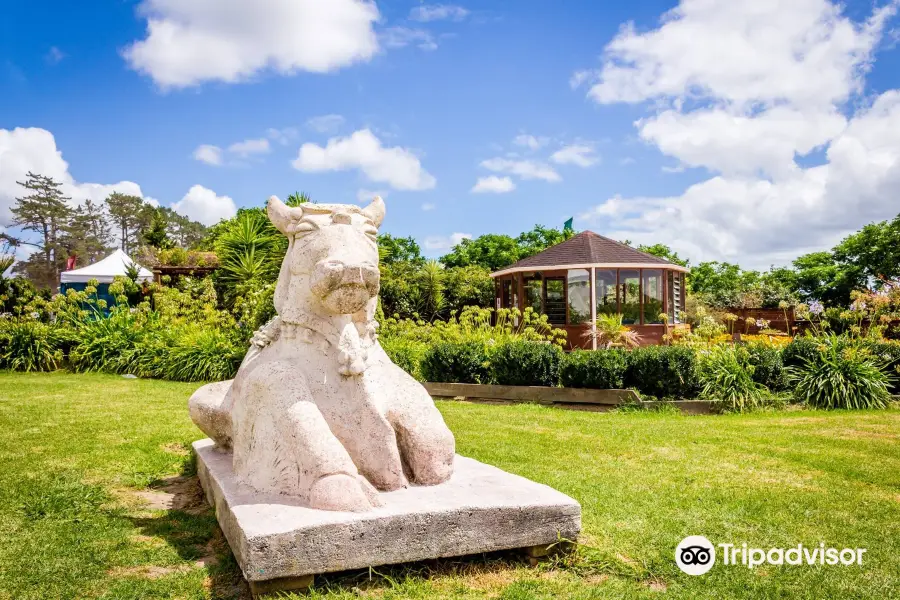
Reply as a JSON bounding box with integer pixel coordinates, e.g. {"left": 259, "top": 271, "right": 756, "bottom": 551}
{"left": 490, "top": 231, "right": 690, "bottom": 349}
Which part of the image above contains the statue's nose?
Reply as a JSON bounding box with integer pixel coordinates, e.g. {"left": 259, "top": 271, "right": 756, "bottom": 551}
{"left": 341, "top": 264, "right": 379, "bottom": 286}
{"left": 314, "top": 260, "right": 379, "bottom": 290}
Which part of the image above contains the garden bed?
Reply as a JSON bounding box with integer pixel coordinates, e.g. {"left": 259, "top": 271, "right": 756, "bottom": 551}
{"left": 424, "top": 382, "right": 713, "bottom": 414}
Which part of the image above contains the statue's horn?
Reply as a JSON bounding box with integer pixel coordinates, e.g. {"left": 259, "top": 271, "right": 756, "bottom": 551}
{"left": 362, "top": 195, "right": 385, "bottom": 228}
{"left": 266, "top": 195, "right": 304, "bottom": 234}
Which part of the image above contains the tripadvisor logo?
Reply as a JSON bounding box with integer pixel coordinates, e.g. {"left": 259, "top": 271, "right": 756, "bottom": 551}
{"left": 675, "top": 536, "right": 716, "bottom": 575}
{"left": 675, "top": 536, "right": 867, "bottom": 575}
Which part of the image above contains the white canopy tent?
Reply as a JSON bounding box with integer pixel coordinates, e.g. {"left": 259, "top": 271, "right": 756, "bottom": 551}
{"left": 60, "top": 249, "right": 153, "bottom": 285}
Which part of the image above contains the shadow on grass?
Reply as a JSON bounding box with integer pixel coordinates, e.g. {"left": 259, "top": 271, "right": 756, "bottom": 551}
{"left": 127, "top": 459, "right": 250, "bottom": 599}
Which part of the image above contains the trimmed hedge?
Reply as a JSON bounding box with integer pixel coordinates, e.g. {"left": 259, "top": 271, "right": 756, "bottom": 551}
{"left": 782, "top": 336, "right": 821, "bottom": 369}
{"left": 559, "top": 349, "right": 628, "bottom": 389}
{"left": 745, "top": 342, "right": 789, "bottom": 391}
{"left": 491, "top": 341, "right": 562, "bottom": 387}
{"left": 380, "top": 338, "right": 428, "bottom": 382}
{"left": 864, "top": 341, "right": 900, "bottom": 395}
{"left": 625, "top": 345, "right": 701, "bottom": 399}
{"left": 420, "top": 341, "right": 492, "bottom": 384}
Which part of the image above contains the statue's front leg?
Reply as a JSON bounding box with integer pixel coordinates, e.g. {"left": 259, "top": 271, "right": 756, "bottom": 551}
{"left": 240, "top": 362, "right": 380, "bottom": 512}
{"left": 368, "top": 360, "right": 455, "bottom": 485}
{"left": 279, "top": 400, "right": 381, "bottom": 512}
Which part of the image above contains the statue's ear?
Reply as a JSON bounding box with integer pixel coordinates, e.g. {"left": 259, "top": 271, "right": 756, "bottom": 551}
{"left": 267, "top": 195, "right": 302, "bottom": 234}
{"left": 361, "top": 195, "right": 385, "bottom": 228}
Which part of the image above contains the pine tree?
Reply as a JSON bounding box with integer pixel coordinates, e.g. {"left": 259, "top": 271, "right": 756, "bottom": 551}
{"left": 142, "top": 208, "right": 174, "bottom": 249}
{"left": 61, "top": 199, "right": 114, "bottom": 265}
{"left": 105, "top": 192, "right": 145, "bottom": 254}
{"left": 11, "top": 172, "right": 73, "bottom": 288}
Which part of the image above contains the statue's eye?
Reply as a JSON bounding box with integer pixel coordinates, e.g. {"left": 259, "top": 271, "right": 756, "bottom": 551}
{"left": 362, "top": 224, "right": 378, "bottom": 241}
{"left": 291, "top": 221, "right": 317, "bottom": 236}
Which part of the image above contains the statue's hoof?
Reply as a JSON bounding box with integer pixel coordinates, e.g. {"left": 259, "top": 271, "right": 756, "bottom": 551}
{"left": 309, "top": 473, "right": 378, "bottom": 512}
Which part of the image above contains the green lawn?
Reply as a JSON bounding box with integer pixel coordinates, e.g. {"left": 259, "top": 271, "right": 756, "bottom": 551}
{"left": 0, "top": 372, "right": 898, "bottom": 599}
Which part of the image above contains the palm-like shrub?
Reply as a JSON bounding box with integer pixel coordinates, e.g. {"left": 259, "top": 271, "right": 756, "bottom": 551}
{"left": 791, "top": 336, "right": 894, "bottom": 410}
{"left": 583, "top": 313, "right": 641, "bottom": 349}
{"left": 699, "top": 345, "right": 767, "bottom": 413}
{"left": 161, "top": 328, "right": 244, "bottom": 382}
{"left": 215, "top": 210, "right": 283, "bottom": 307}
{"left": 0, "top": 319, "right": 63, "bottom": 372}
{"left": 68, "top": 309, "right": 156, "bottom": 374}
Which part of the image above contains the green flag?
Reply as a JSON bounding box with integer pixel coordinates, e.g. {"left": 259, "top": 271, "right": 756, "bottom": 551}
{"left": 563, "top": 217, "right": 574, "bottom": 231}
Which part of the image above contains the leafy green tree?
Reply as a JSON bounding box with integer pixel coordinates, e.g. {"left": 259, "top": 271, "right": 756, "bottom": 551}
{"left": 637, "top": 243, "right": 689, "bottom": 267}
{"left": 516, "top": 225, "right": 571, "bottom": 258}
{"left": 378, "top": 234, "right": 424, "bottom": 265}
{"left": 791, "top": 251, "right": 861, "bottom": 307}
{"left": 440, "top": 234, "right": 521, "bottom": 270}
{"left": 443, "top": 265, "right": 494, "bottom": 314}
{"left": 11, "top": 172, "right": 73, "bottom": 288}
{"left": 832, "top": 215, "right": 900, "bottom": 286}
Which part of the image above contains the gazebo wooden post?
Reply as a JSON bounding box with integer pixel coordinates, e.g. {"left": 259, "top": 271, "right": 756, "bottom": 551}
{"left": 590, "top": 267, "right": 597, "bottom": 351}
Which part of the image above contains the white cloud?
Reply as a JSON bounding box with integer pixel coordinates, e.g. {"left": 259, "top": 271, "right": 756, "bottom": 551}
{"left": 194, "top": 137, "right": 271, "bottom": 166}
{"left": 575, "top": 0, "right": 900, "bottom": 267}
{"left": 578, "top": 0, "right": 897, "bottom": 110}
{"left": 227, "top": 138, "right": 270, "bottom": 157}
{"left": 619, "top": 157, "right": 636, "bottom": 166}
{"left": 471, "top": 175, "right": 515, "bottom": 194}
{"left": 421, "top": 202, "right": 436, "bottom": 211}
{"left": 192, "top": 144, "right": 223, "bottom": 166}
{"left": 550, "top": 144, "right": 600, "bottom": 168}
{"left": 480, "top": 157, "right": 561, "bottom": 182}
{"left": 123, "top": 0, "right": 380, "bottom": 89}
{"left": 0, "top": 127, "right": 155, "bottom": 226}
{"left": 293, "top": 129, "right": 436, "bottom": 191}
{"left": 512, "top": 134, "right": 546, "bottom": 150}
{"left": 380, "top": 27, "right": 438, "bottom": 51}
{"left": 410, "top": 4, "right": 469, "bottom": 22}
{"left": 637, "top": 107, "right": 845, "bottom": 179}
{"left": 424, "top": 232, "right": 471, "bottom": 251}
{"left": 581, "top": 91, "right": 900, "bottom": 267}
{"left": 171, "top": 185, "right": 236, "bottom": 226}
{"left": 306, "top": 114, "right": 345, "bottom": 134}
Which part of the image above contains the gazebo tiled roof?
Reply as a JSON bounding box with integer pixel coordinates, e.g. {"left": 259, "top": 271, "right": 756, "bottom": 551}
{"left": 490, "top": 231, "right": 688, "bottom": 277}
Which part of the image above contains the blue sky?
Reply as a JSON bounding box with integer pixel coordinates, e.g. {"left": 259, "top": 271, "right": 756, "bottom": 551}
{"left": 2, "top": 0, "right": 900, "bottom": 268}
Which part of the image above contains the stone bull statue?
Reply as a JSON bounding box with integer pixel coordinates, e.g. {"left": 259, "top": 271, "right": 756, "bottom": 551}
{"left": 189, "top": 196, "right": 455, "bottom": 512}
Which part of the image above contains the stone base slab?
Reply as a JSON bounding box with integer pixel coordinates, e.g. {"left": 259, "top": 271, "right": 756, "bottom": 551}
{"left": 193, "top": 439, "right": 581, "bottom": 586}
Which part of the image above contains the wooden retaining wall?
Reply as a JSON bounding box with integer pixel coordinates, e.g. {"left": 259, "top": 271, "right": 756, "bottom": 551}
{"left": 424, "top": 382, "right": 712, "bottom": 414}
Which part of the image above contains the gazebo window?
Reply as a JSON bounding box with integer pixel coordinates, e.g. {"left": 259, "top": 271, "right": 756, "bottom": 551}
{"left": 619, "top": 269, "right": 641, "bottom": 325}
{"left": 545, "top": 277, "right": 566, "bottom": 325}
{"left": 642, "top": 269, "right": 664, "bottom": 324}
{"left": 524, "top": 274, "right": 543, "bottom": 314}
{"left": 567, "top": 269, "right": 590, "bottom": 325}
{"left": 596, "top": 269, "right": 617, "bottom": 317}
{"left": 499, "top": 279, "right": 511, "bottom": 309}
